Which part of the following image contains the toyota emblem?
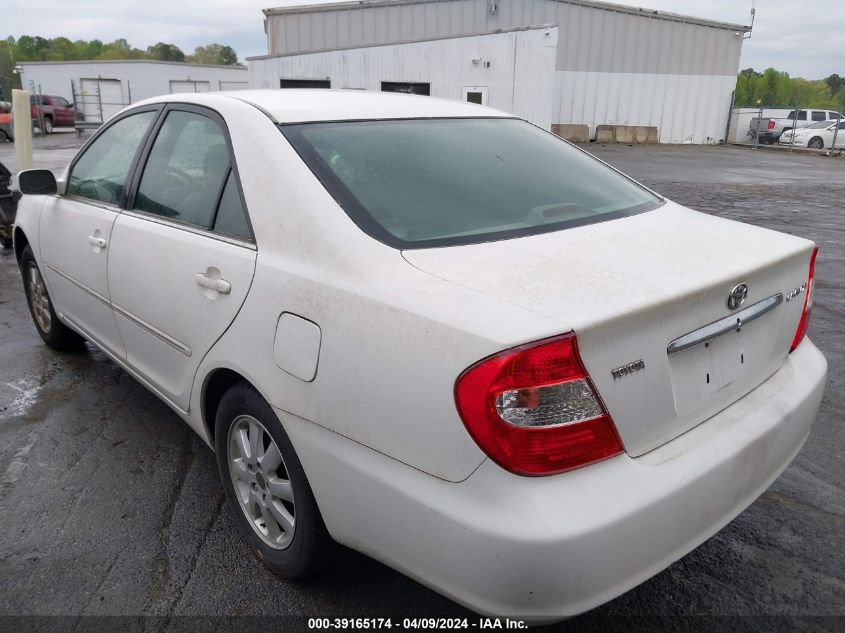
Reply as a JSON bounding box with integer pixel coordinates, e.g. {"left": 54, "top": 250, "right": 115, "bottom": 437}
{"left": 727, "top": 283, "right": 748, "bottom": 310}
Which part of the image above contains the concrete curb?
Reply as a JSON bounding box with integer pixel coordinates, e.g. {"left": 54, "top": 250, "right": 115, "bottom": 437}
{"left": 728, "top": 142, "right": 844, "bottom": 158}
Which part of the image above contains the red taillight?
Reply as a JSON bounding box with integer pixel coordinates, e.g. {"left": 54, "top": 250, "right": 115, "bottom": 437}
{"left": 790, "top": 247, "right": 818, "bottom": 352}
{"left": 454, "top": 333, "right": 624, "bottom": 476}
{"left": 768, "top": 119, "right": 776, "bottom": 129}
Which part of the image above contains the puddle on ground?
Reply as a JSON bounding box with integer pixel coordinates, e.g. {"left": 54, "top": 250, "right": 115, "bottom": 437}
{"left": 0, "top": 377, "right": 42, "bottom": 418}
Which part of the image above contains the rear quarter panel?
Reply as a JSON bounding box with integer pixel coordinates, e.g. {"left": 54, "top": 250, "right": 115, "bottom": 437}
{"left": 188, "top": 101, "right": 566, "bottom": 481}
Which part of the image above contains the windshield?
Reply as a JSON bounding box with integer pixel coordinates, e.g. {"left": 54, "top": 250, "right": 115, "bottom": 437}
{"left": 281, "top": 118, "right": 663, "bottom": 249}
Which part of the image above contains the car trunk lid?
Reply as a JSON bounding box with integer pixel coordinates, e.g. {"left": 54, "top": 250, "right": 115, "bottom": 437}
{"left": 403, "top": 203, "right": 815, "bottom": 456}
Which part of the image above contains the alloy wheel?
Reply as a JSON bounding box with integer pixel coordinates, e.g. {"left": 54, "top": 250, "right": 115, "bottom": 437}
{"left": 27, "top": 263, "right": 52, "bottom": 334}
{"left": 227, "top": 414, "right": 296, "bottom": 549}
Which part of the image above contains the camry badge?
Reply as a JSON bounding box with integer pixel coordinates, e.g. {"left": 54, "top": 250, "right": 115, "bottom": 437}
{"left": 785, "top": 283, "right": 807, "bottom": 302}
{"left": 727, "top": 283, "right": 748, "bottom": 310}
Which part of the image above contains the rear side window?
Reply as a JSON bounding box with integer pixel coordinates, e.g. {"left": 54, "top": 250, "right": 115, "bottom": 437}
{"left": 213, "top": 171, "right": 252, "bottom": 240}
{"left": 787, "top": 110, "right": 807, "bottom": 120}
{"left": 282, "top": 118, "right": 662, "bottom": 249}
{"left": 67, "top": 111, "right": 156, "bottom": 205}
{"left": 135, "top": 111, "right": 231, "bottom": 229}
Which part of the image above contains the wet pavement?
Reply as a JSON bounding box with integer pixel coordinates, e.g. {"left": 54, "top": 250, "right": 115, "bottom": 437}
{"left": 0, "top": 138, "right": 843, "bottom": 632}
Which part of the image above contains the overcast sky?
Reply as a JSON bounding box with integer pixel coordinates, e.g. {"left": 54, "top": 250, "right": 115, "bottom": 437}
{"left": 4, "top": 0, "right": 843, "bottom": 78}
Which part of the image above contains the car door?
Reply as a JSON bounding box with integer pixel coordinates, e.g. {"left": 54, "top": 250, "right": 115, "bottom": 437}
{"left": 834, "top": 121, "right": 845, "bottom": 149}
{"left": 107, "top": 105, "right": 256, "bottom": 412}
{"left": 39, "top": 107, "right": 159, "bottom": 356}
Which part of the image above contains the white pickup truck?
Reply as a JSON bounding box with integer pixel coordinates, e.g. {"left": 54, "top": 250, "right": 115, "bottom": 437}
{"left": 749, "top": 108, "right": 844, "bottom": 143}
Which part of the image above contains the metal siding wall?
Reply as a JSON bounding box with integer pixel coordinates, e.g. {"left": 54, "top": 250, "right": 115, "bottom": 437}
{"left": 250, "top": 28, "right": 556, "bottom": 129}
{"left": 555, "top": 71, "right": 736, "bottom": 143}
{"left": 266, "top": 1, "right": 744, "bottom": 77}
{"left": 260, "top": 0, "right": 745, "bottom": 143}
{"left": 22, "top": 62, "right": 247, "bottom": 107}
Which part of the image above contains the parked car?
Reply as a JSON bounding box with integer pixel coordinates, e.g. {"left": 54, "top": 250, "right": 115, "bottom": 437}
{"left": 0, "top": 99, "right": 11, "bottom": 141}
{"left": 0, "top": 160, "right": 20, "bottom": 247}
{"left": 12, "top": 91, "right": 827, "bottom": 622}
{"left": 782, "top": 119, "right": 845, "bottom": 149}
{"left": 30, "top": 94, "right": 78, "bottom": 134}
{"left": 749, "top": 108, "right": 843, "bottom": 143}
{"left": 0, "top": 94, "right": 78, "bottom": 140}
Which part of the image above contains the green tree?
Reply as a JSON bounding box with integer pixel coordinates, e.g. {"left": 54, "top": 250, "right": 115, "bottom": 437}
{"left": 734, "top": 67, "right": 843, "bottom": 109}
{"left": 46, "top": 37, "right": 74, "bottom": 61}
{"left": 97, "top": 38, "right": 145, "bottom": 60}
{"left": 146, "top": 42, "right": 185, "bottom": 62}
{"left": 15, "top": 35, "right": 50, "bottom": 60}
{"left": 825, "top": 74, "right": 844, "bottom": 97}
{"left": 188, "top": 43, "right": 239, "bottom": 65}
{"left": 72, "top": 38, "right": 103, "bottom": 60}
{"left": 0, "top": 39, "right": 21, "bottom": 100}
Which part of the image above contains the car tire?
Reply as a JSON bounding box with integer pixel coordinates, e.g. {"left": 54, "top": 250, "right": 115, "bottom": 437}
{"left": 215, "top": 382, "right": 338, "bottom": 579}
{"left": 808, "top": 136, "right": 824, "bottom": 149}
{"left": 42, "top": 117, "right": 53, "bottom": 135}
{"left": 20, "top": 245, "right": 86, "bottom": 351}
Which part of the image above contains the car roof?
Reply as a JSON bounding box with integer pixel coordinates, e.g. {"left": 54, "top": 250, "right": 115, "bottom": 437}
{"left": 148, "top": 89, "right": 513, "bottom": 124}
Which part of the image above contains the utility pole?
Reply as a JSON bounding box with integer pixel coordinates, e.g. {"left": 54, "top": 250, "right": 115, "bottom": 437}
{"left": 788, "top": 96, "right": 801, "bottom": 153}
{"left": 12, "top": 89, "right": 32, "bottom": 171}
{"left": 753, "top": 96, "right": 764, "bottom": 149}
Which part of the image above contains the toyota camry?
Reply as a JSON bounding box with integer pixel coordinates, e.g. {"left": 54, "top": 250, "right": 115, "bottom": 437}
{"left": 12, "top": 90, "right": 827, "bottom": 621}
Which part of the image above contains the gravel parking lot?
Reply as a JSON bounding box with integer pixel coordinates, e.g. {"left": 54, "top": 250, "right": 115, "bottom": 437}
{"left": 0, "top": 135, "right": 842, "bottom": 632}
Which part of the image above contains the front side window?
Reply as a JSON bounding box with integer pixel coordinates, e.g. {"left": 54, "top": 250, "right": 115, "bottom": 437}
{"left": 135, "top": 111, "right": 231, "bottom": 229}
{"left": 282, "top": 118, "right": 662, "bottom": 249}
{"left": 67, "top": 110, "right": 156, "bottom": 205}
{"left": 811, "top": 111, "right": 827, "bottom": 121}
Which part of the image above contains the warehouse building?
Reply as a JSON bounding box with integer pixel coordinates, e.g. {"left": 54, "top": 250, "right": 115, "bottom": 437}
{"left": 18, "top": 60, "right": 248, "bottom": 124}
{"left": 250, "top": 0, "right": 749, "bottom": 143}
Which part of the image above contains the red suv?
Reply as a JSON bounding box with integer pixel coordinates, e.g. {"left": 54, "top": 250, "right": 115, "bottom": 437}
{"left": 30, "top": 94, "right": 77, "bottom": 134}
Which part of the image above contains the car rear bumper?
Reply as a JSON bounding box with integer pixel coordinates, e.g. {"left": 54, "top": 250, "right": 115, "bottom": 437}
{"left": 280, "top": 339, "right": 827, "bottom": 622}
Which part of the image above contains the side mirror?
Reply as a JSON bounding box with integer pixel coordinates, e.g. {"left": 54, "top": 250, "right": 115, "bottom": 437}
{"left": 18, "top": 169, "right": 57, "bottom": 195}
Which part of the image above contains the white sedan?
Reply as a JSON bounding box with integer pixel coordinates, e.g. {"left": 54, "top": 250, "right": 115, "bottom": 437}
{"left": 783, "top": 119, "right": 845, "bottom": 148}
{"left": 13, "top": 90, "right": 826, "bottom": 621}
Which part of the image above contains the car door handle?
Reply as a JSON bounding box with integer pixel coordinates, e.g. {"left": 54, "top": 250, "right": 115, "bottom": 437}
{"left": 196, "top": 273, "right": 231, "bottom": 295}
{"left": 88, "top": 235, "right": 107, "bottom": 249}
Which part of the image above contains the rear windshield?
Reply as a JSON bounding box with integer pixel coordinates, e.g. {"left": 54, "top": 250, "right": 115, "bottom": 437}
{"left": 281, "top": 118, "right": 663, "bottom": 249}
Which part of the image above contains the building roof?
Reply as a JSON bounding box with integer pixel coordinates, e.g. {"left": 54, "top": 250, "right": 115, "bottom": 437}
{"left": 263, "top": 0, "right": 750, "bottom": 32}
{"left": 17, "top": 60, "right": 247, "bottom": 71}
{"left": 245, "top": 23, "right": 554, "bottom": 61}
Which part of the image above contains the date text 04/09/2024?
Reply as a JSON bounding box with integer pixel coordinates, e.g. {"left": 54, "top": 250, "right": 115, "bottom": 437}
{"left": 307, "top": 618, "right": 528, "bottom": 629}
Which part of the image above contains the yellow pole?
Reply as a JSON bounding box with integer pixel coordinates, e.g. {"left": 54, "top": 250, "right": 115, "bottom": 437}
{"left": 12, "top": 89, "right": 33, "bottom": 171}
